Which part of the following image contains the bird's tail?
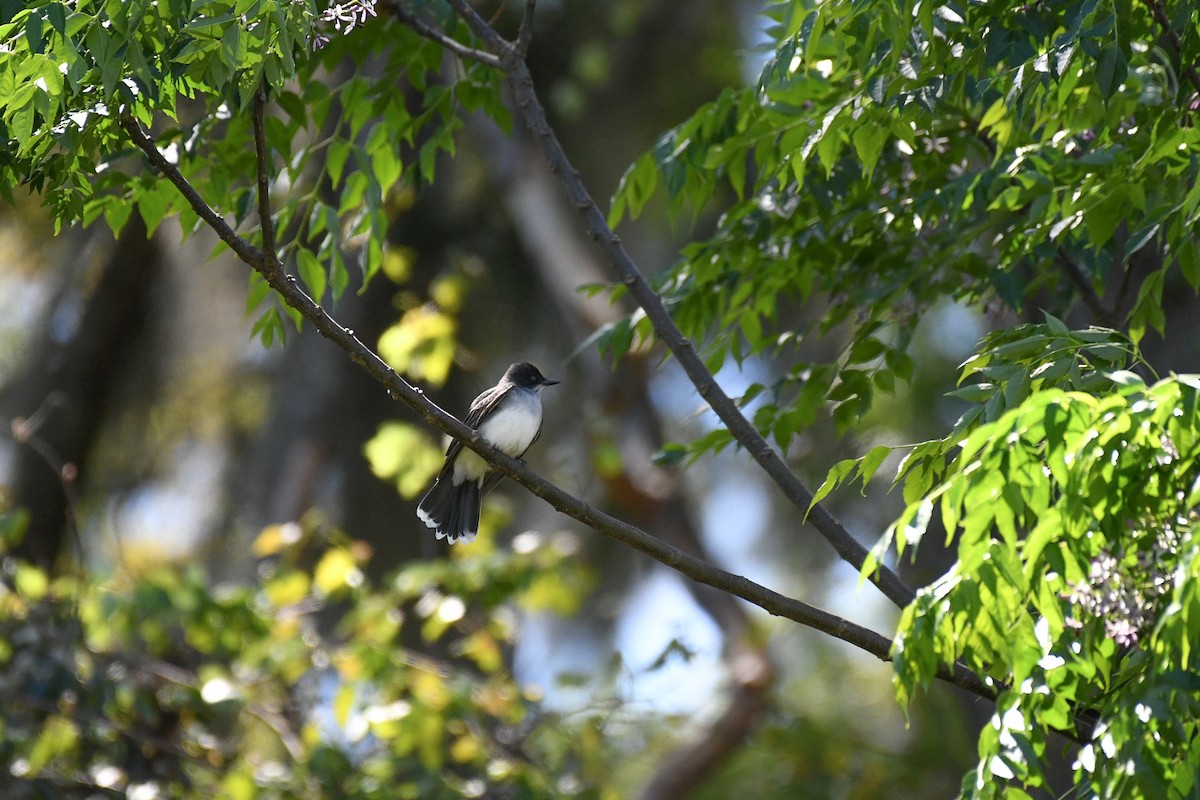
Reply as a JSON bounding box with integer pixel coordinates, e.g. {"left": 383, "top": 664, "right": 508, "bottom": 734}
{"left": 416, "top": 477, "right": 481, "bottom": 544}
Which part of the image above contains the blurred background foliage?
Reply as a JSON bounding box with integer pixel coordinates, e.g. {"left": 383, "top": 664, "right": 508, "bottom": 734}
{"left": 1, "top": 0, "right": 1198, "bottom": 796}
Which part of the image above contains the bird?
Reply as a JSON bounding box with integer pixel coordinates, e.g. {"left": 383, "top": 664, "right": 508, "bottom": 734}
{"left": 417, "top": 362, "right": 559, "bottom": 543}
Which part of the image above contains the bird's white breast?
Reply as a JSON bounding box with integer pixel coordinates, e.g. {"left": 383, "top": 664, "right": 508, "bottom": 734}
{"left": 452, "top": 389, "right": 542, "bottom": 484}
{"left": 477, "top": 390, "right": 542, "bottom": 455}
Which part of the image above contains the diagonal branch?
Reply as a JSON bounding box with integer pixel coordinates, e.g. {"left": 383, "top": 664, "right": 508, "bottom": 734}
{"left": 120, "top": 117, "right": 264, "bottom": 268}
{"left": 116, "top": 112, "right": 1010, "bottom": 702}
{"left": 439, "top": 0, "right": 917, "bottom": 610}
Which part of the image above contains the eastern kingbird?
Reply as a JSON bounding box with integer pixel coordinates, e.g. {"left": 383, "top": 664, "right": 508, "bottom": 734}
{"left": 417, "top": 362, "right": 559, "bottom": 543}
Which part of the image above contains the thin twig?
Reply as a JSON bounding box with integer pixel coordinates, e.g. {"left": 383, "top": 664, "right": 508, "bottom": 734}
{"left": 515, "top": 0, "right": 536, "bottom": 57}
{"left": 443, "top": 0, "right": 917, "bottom": 610}
{"left": 486, "top": 0, "right": 509, "bottom": 25}
{"left": 385, "top": 1, "right": 502, "bottom": 67}
{"left": 8, "top": 395, "right": 86, "bottom": 566}
{"left": 120, "top": 26, "right": 1083, "bottom": 726}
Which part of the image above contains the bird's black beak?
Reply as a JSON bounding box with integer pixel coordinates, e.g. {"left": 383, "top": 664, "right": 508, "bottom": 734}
{"left": 541, "top": 377, "right": 560, "bottom": 386}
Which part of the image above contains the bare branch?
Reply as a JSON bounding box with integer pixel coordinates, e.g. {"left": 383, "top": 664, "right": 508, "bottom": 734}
{"left": 386, "top": 1, "right": 502, "bottom": 68}
{"left": 252, "top": 84, "right": 278, "bottom": 259}
{"left": 445, "top": 0, "right": 516, "bottom": 61}
{"left": 118, "top": 25, "right": 1066, "bottom": 722}
{"left": 515, "top": 0, "right": 536, "bottom": 57}
{"left": 449, "top": 7, "right": 1102, "bottom": 744}
{"left": 7, "top": 398, "right": 83, "bottom": 561}
{"left": 633, "top": 659, "right": 771, "bottom": 800}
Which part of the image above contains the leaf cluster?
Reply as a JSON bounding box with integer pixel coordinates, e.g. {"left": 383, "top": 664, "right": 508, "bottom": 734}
{"left": 872, "top": 346, "right": 1200, "bottom": 796}
{"left": 813, "top": 318, "right": 1138, "bottom": 514}
{"left": 0, "top": 511, "right": 605, "bottom": 798}
{"left": 0, "top": 0, "right": 507, "bottom": 345}
{"left": 607, "top": 0, "right": 1200, "bottom": 459}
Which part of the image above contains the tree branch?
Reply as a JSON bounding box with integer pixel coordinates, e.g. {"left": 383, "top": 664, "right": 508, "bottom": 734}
{"left": 440, "top": 0, "right": 917, "bottom": 610}
{"left": 252, "top": 84, "right": 278, "bottom": 259}
{"left": 401, "top": 0, "right": 1099, "bottom": 748}
{"left": 515, "top": 0, "right": 536, "bottom": 57}
{"left": 409, "top": 9, "right": 1112, "bottom": 744}
{"left": 478, "top": 120, "right": 777, "bottom": 790}
{"left": 120, "top": 117, "right": 264, "bottom": 268}
{"left": 118, "top": 113, "right": 994, "bottom": 699}
{"left": 443, "top": 0, "right": 513, "bottom": 55}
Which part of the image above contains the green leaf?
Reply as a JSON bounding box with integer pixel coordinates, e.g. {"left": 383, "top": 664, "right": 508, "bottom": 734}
{"left": 613, "top": 154, "right": 659, "bottom": 224}
{"left": 1129, "top": 269, "right": 1167, "bottom": 342}
{"left": 246, "top": 270, "right": 271, "bottom": 313}
{"left": 1086, "top": 190, "right": 1125, "bottom": 247}
{"left": 329, "top": 247, "right": 349, "bottom": 300}
{"left": 810, "top": 444, "right": 891, "bottom": 512}
{"left": 138, "top": 187, "right": 170, "bottom": 236}
{"left": 296, "top": 248, "right": 326, "bottom": 302}
{"left": 47, "top": 3, "right": 67, "bottom": 36}
{"left": 852, "top": 122, "right": 887, "bottom": 177}
{"left": 848, "top": 336, "right": 887, "bottom": 365}
{"left": 810, "top": 456, "right": 859, "bottom": 510}
{"left": 103, "top": 201, "right": 133, "bottom": 237}
{"left": 652, "top": 443, "right": 687, "bottom": 467}
{"left": 857, "top": 445, "right": 891, "bottom": 489}
{"left": 1179, "top": 242, "right": 1200, "bottom": 291}
{"left": 947, "top": 383, "right": 995, "bottom": 403}
{"left": 978, "top": 98, "right": 1007, "bottom": 130}
{"left": 1095, "top": 44, "right": 1127, "bottom": 101}
{"left": 1041, "top": 312, "right": 1068, "bottom": 336}
{"left": 24, "top": 9, "right": 43, "bottom": 54}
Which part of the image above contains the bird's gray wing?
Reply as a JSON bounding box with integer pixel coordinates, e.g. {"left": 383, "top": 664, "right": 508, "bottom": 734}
{"left": 443, "top": 383, "right": 512, "bottom": 462}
